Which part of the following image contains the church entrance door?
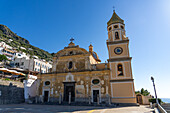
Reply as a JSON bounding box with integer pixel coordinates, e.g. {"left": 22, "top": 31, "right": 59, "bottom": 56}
{"left": 44, "top": 91, "right": 49, "bottom": 102}
{"left": 63, "top": 82, "right": 75, "bottom": 102}
{"left": 93, "top": 90, "right": 99, "bottom": 102}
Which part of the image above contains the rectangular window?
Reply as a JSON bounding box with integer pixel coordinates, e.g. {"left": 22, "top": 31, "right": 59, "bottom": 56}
{"left": 21, "top": 62, "right": 24, "bottom": 65}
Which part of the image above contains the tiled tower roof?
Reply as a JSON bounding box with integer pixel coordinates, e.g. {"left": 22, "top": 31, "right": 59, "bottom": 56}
{"left": 107, "top": 11, "right": 124, "bottom": 26}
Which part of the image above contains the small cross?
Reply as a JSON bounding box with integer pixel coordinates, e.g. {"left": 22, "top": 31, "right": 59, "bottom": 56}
{"left": 70, "top": 37, "right": 74, "bottom": 42}
{"left": 113, "top": 6, "right": 115, "bottom": 12}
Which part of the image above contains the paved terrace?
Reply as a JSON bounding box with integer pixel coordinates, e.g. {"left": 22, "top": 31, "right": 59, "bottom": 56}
{"left": 0, "top": 104, "right": 155, "bottom": 113}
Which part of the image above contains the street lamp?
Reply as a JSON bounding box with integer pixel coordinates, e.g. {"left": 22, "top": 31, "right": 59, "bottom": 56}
{"left": 151, "top": 76, "right": 158, "bottom": 104}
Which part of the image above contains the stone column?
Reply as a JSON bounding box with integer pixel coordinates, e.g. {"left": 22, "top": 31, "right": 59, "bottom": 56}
{"left": 89, "top": 96, "right": 91, "bottom": 105}
{"left": 108, "top": 95, "right": 111, "bottom": 105}
{"left": 59, "top": 93, "right": 62, "bottom": 104}
{"left": 69, "top": 92, "right": 71, "bottom": 104}
{"left": 97, "top": 94, "right": 100, "bottom": 105}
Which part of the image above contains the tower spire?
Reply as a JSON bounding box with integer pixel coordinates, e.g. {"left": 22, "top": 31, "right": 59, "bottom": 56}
{"left": 107, "top": 10, "right": 124, "bottom": 26}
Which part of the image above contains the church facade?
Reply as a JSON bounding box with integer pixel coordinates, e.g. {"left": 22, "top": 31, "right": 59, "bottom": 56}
{"left": 36, "top": 11, "right": 136, "bottom": 104}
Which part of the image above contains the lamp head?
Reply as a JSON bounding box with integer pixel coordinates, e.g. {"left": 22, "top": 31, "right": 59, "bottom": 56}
{"left": 151, "top": 76, "right": 154, "bottom": 82}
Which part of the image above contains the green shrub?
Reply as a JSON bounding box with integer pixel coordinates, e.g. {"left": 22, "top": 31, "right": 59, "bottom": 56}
{"left": 135, "top": 88, "right": 150, "bottom": 96}
{"left": 149, "top": 98, "right": 162, "bottom": 104}
{"left": 4, "top": 78, "right": 10, "bottom": 81}
{"left": 0, "top": 54, "right": 8, "bottom": 61}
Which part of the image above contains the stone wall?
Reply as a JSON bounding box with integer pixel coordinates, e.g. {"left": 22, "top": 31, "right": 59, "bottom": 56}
{"left": 0, "top": 79, "right": 24, "bottom": 104}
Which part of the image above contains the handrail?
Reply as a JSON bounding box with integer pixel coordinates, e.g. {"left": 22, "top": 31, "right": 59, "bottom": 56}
{"left": 157, "top": 103, "right": 167, "bottom": 113}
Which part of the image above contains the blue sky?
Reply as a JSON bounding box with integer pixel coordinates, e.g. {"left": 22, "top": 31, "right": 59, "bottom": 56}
{"left": 0, "top": 0, "right": 170, "bottom": 98}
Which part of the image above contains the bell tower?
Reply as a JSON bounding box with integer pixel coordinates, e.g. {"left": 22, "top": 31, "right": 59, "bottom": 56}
{"left": 107, "top": 11, "right": 136, "bottom": 104}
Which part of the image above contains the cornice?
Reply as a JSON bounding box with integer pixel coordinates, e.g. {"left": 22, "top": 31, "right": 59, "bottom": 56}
{"left": 110, "top": 79, "right": 134, "bottom": 82}
{"left": 107, "top": 39, "right": 129, "bottom": 45}
{"left": 107, "top": 57, "right": 132, "bottom": 62}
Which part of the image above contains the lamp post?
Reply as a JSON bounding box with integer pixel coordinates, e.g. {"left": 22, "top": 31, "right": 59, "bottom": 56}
{"left": 151, "top": 76, "right": 158, "bottom": 104}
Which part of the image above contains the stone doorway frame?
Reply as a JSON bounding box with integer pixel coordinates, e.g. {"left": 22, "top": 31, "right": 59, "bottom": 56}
{"left": 91, "top": 87, "right": 101, "bottom": 103}
{"left": 63, "top": 82, "right": 76, "bottom": 102}
{"left": 42, "top": 89, "right": 50, "bottom": 102}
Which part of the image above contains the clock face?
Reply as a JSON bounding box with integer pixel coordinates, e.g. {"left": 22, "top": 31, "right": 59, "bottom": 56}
{"left": 114, "top": 47, "right": 123, "bottom": 55}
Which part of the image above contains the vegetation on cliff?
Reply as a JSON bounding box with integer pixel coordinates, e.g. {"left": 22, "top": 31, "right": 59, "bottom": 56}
{"left": 0, "top": 24, "right": 53, "bottom": 61}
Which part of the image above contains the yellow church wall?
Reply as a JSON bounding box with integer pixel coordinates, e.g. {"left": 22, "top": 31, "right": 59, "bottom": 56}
{"left": 111, "top": 82, "right": 135, "bottom": 97}
{"left": 110, "top": 61, "right": 132, "bottom": 79}
{"left": 108, "top": 43, "right": 129, "bottom": 59}
{"left": 124, "top": 61, "right": 132, "bottom": 78}
{"left": 110, "top": 63, "right": 116, "bottom": 79}
{"left": 111, "top": 98, "right": 136, "bottom": 103}
{"left": 38, "top": 70, "right": 111, "bottom": 99}
{"left": 55, "top": 55, "right": 87, "bottom": 72}
{"left": 96, "top": 63, "right": 106, "bottom": 70}
{"left": 110, "top": 82, "right": 136, "bottom": 103}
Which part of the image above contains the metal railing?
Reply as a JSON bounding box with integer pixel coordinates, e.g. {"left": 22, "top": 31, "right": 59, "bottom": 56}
{"left": 157, "top": 103, "right": 167, "bottom": 113}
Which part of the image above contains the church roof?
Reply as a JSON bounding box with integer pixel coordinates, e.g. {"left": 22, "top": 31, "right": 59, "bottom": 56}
{"left": 107, "top": 11, "right": 124, "bottom": 26}
{"left": 90, "top": 51, "right": 101, "bottom": 62}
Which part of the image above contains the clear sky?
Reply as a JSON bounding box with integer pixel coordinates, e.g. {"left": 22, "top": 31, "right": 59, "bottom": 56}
{"left": 0, "top": 0, "right": 170, "bottom": 98}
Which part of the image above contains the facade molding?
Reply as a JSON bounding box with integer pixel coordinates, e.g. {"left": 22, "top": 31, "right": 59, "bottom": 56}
{"left": 111, "top": 97, "right": 136, "bottom": 99}
{"left": 110, "top": 79, "right": 134, "bottom": 83}
{"left": 108, "top": 57, "right": 132, "bottom": 62}
{"left": 107, "top": 39, "right": 129, "bottom": 45}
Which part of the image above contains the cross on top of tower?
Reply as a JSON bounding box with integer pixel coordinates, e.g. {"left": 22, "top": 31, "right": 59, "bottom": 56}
{"left": 70, "top": 37, "right": 74, "bottom": 42}
{"left": 113, "top": 6, "right": 115, "bottom": 12}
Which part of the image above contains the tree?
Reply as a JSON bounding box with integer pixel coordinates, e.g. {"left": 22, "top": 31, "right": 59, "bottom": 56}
{"left": 135, "top": 88, "right": 150, "bottom": 96}
{"left": 0, "top": 54, "right": 8, "bottom": 62}
{"left": 51, "top": 52, "right": 55, "bottom": 56}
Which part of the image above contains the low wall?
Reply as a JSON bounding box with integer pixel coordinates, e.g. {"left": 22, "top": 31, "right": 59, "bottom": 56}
{"left": 0, "top": 79, "right": 24, "bottom": 104}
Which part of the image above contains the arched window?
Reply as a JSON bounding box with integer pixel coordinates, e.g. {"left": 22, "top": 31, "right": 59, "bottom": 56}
{"left": 115, "top": 32, "right": 119, "bottom": 40}
{"left": 70, "top": 51, "right": 73, "bottom": 55}
{"left": 121, "top": 25, "right": 124, "bottom": 29}
{"left": 114, "top": 25, "right": 118, "bottom": 28}
{"left": 109, "top": 27, "right": 112, "bottom": 31}
{"left": 68, "top": 61, "right": 73, "bottom": 69}
{"left": 117, "top": 64, "right": 123, "bottom": 76}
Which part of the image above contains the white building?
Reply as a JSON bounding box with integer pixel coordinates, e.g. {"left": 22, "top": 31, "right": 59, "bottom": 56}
{"left": 15, "top": 52, "right": 29, "bottom": 59}
{"left": 13, "top": 57, "right": 34, "bottom": 71}
{"left": 0, "top": 41, "right": 13, "bottom": 50}
{"left": 33, "top": 59, "right": 52, "bottom": 73}
{"left": 24, "top": 74, "right": 38, "bottom": 102}
{"left": 20, "top": 47, "right": 26, "bottom": 50}
{"left": 12, "top": 56, "right": 52, "bottom": 73}
{"left": 0, "top": 47, "right": 16, "bottom": 60}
